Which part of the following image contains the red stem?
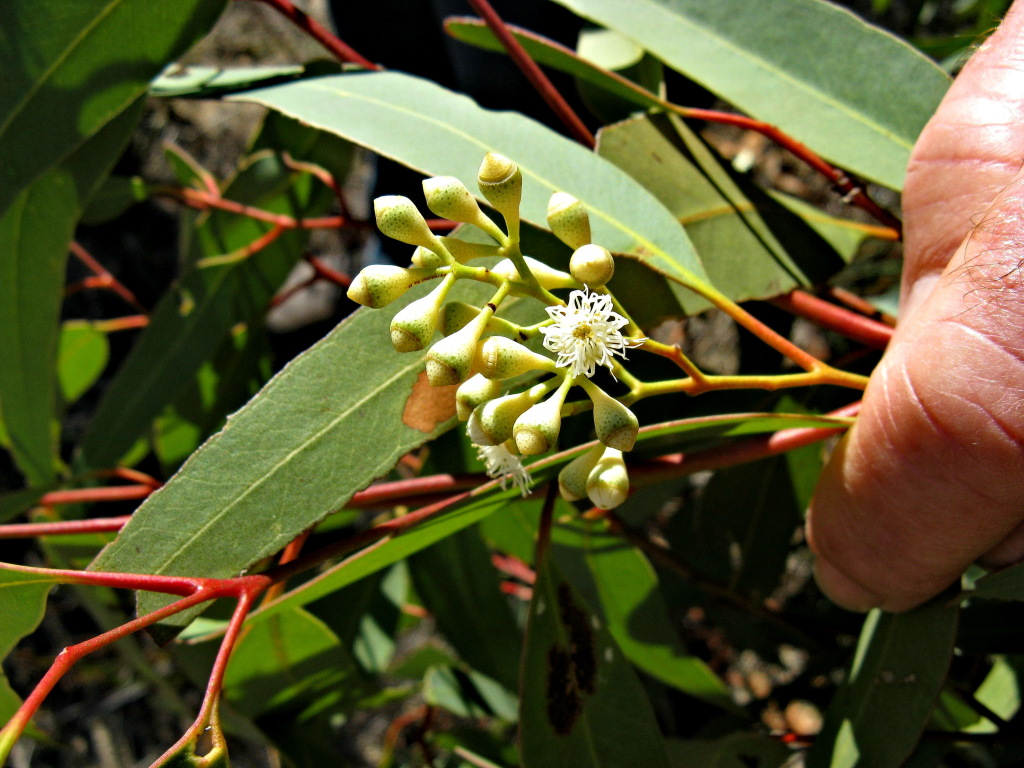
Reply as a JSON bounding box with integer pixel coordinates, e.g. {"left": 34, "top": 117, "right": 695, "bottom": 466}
{"left": 252, "top": 0, "right": 378, "bottom": 70}
{"left": 0, "top": 516, "right": 131, "bottom": 539}
{"left": 40, "top": 485, "right": 154, "bottom": 506}
{"left": 69, "top": 242, "right": 148, "bottom": 314}
{"left": 464, "top": 0, "right": 595, "bottom": 148}
{"left": 631, "top": 401, "right": 860, "bottom": 487}
{"left": 771, "top": 289, "right": 893, "bottom": 350}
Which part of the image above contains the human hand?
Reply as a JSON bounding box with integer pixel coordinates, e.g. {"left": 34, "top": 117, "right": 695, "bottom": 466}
{"left": 806, "top": 1, "right": 1024, "bottom": 612}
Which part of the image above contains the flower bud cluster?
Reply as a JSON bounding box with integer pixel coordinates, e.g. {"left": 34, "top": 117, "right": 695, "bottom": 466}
{"left": 349, "top": 153, "right": 645, "bottom": 508}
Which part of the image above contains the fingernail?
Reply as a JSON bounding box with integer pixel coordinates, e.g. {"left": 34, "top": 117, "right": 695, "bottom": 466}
{"left": 812, "top": 555, "right": 884, "bottom": 613}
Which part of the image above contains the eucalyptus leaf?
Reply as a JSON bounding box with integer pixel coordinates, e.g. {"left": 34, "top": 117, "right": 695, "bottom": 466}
{"left": 232, "top": 70, "right": 714, "bottom": 308}
{"left": 0, "top": 0, "right": 226, "bottom": 217}
{"left": 0, "top": 99, "right": 143, "bottom": 485}
{"left": 808, "top": 601, "right": 959, "bottom": 768}
{"left": 0, "top": 565, "right": 62, "bottom": 724}
{"left": 547, "top": 0, "right": 950, "bottom": 189}
{"left": 519, "top": 554, "right": 671, "bottom": 767}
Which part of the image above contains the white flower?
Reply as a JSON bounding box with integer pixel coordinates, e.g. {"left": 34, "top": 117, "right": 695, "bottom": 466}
{"left": 539, "top": 287, "right": 644, "bottom": 379}
{"left": 476, "top": 441, "right": 533, "bottom": 497}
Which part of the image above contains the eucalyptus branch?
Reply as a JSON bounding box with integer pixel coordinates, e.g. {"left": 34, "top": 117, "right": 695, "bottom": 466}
{"left": 251, "top": 0, "right": 378, "bottom": 70}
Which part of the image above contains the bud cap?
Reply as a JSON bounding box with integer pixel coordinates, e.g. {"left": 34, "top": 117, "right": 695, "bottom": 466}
{"left": 570, "top": 244, "right": 615, "bottom": 288}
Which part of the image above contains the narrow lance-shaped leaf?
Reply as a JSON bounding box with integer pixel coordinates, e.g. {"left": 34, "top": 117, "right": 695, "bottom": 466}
{"left": 0, "top": 99, "right": 144, "bottom": 485}
{"left": 519, "top": 553, "right": 671, "bottom": 768}
{"left": 0, "top": 0, "right": 227, "bottom": 217}
{"left": 807, "top": 601, "right": 959, "bottom": 768}
{"left": 90, "top": 282, "right": 537, "bottom": 634}
{"left": 547, "top": 0, "right": 950, "bottom": 189}
{"left": 232, "top": 71, "right": 714, "bottom": 309}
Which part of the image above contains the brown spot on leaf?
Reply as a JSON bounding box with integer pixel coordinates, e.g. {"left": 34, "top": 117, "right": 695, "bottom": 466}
{"left": 558, "top": 583, "right": 596, "bottom": 695}
{"left": 547, "top": 645, "right": 581, "bottom": 734}
{"left": 401, "top": 371, "right": 457, "bottom": 432}
{"left": 545, "top": 582, "right": 598, "bottom": 735}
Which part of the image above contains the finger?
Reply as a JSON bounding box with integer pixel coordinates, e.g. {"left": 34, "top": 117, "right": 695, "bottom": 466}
{"left": 902, "top": 0, "right": 1024, "bottom": 316}
{"left": 807, "top": 170, "right": 1024, "bottom": 612}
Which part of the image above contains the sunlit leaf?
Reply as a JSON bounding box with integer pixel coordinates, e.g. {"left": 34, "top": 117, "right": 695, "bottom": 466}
{"left": 0, "top": 0, "right": 226, "bottom": 217}
{"left": 0, "top": 564, "right": 62, "bottom": 724}
{"left": 233, "top": 70, "right": 714, "bottom": 307}
{"left": 57, "top": 323, "right": 109, "bottom": 408}
{"left": 0, "top": 99, "right": 143, "bottom": 485}
{"left": 547, "top": 0, "right": 949, "bottom": 189}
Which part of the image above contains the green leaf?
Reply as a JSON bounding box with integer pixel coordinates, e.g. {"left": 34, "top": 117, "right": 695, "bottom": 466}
{"left": 90, "top": 280, "right": 516, "bottom": 633}
{"left": 0, "top": 98, "right": 143, "bottom": 485}
{"left": 153, "top": 326, "right": 269, "bottom": 473}
{"left": 0, "top": 565, "right": 61, "bottom": 724}
{"left": 665, "top": 734, "right": 791, "bottom": 768}
{"left": 232, "top": 71, "right": 714, "bottom": 307}
{"left": 57, "top": 323, "right": 110, "bottom": 407}
{"left": 77, "top": 114, "right": 352, "bottom": 470}
{"left": 519, "top": 554, "right": 671, "bottom": 768}
{"left": 0, "top": 487, "right": 51, "bottom": 525}
{"left": 964, "top": 562, "right": 1024, "bottom": 602}
{"left": 444, "top": 18, "right": 666, "bottom": 113}
{"left": 150, "top": 64, "right": 307, "bottom": 98}
{"left": 409, "top": 527, "right": 522, "bottom": 690}
{"left": 807, "top": 601, "right": 959, "bottom": 768}
{"left": 0, "top": 0, "right": 227, "bottom": 218}
{"left": 547, "top": 0, "right": 950, "bottom": 189}
{"left": 597, "top": 114, "right": 846, "bottom": 303}
{"left": 673, "top": 456, "right": 804, "bottom": 599}
{"left": 222, "top": 607, "right": 367, "bottom": 719}
{"left": 251, "top": 489, "right": 521, "bottom": 628}
{"left": 551, "top": 516, "right": 733, "bottom": 708}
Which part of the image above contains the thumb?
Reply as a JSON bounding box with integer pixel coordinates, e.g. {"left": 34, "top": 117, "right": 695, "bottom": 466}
{"left": 807, "top": 170, "right": 1024, "bottom": 612}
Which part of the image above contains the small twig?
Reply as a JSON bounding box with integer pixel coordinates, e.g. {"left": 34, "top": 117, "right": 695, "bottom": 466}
{"left": 282, "top": 153, "right": 352, "bottom": 219}
{"left": 464, "top": 0, "right": 595, "bottom": 148}
{"left": 827, "top": 286, "right": 897, "bottom": 326}
{"left": 89, "top": 315, "right": 149, "bottom": 333}
{"left": 251, "top": 0, "right": 378, "bottom": 70}
{"left": 69, "top": 242, "right": 148, "bottom": 314}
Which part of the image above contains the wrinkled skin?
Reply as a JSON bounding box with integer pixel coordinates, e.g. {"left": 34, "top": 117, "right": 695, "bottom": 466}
{"left": 806, "top": 1, "right": 1024, "bottom": 612}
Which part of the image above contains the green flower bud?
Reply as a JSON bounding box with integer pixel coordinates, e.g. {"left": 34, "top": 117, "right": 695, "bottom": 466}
{"left": 411, "top": 245, "right": 446, "bottom": 269}
{"left": 389, "top": 276, "right": 453, "bottom": 353}
{"left": 513, "top": 378, "right": 572, "bottom": 455}
{"left": 468, "top": 388, "right": 541, "bottom": 446}
{"left": 586, "top": 448, "right": 629, "bottom": 510}
{"left": 475, "top": 336, "right": 556, "bottom": 380}
{"left": 547, "top": 191, "right": 591, "bottom": 250}
{"left": 456, "top": 374, "right": 504, "bottom": 421}
{"left": 478, "top": 153, "right": 522, "bottom": 241}
{"left": 584, "top": 382, "right": 639, "bottom": 451}
{"left": 569, "top": 244, "right": 615, "bottom": 288}
{"left": 492, "top": 256, "right": 577, "bottom": 290}
{"left": 425, "top": 309, "right": 491, "bottom": 386}
{"left": 440, "top": 301, "right": 482, "bottom": 336}
{"left": 422, "top": 176, "right": 506, "bottom": 243}
{"left": 374, "top": 195, "right": 445, "bottom": 253}
{"left": 558, "top": 444, "right": 605, "bottom": 502}
{"left": 347, "top": 265, "right": 436, "bottom": 308}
